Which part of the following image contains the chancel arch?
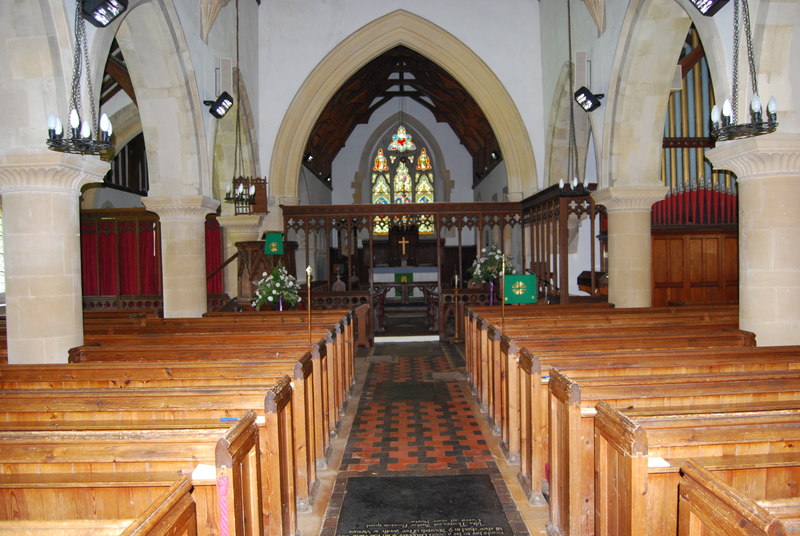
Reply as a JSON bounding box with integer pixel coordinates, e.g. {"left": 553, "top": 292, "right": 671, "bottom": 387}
{"left": 269, "top": 9, "right": 537, "bottom": 205}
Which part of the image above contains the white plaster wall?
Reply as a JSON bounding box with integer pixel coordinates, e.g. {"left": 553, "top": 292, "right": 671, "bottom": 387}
{"left": 299, "top": 165, "right": 332, "bottom": 205}
{"left": 473, "top": 161, "right": 508, "bottom": 203}
{"left": 259, "top": 1, "right": 545, "bottom": 194}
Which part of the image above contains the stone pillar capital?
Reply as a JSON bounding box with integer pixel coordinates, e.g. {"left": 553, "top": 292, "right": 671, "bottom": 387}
{"left": 0, "top": 150, "right": 109, "bottom": 194}
{"left": 217, "top": 214, "right": 264, "bottom": 243}
{"left": 142, "top": 195, "right": 220, "bottom": 221}
{"left": 505, "top": 191, "right": 524, "bottom": 202}
{"left": 592, "top": 185, "right": 668, "bottom": 212}
{"left": 706, "top": 133, "right": 800, "bottom": 181}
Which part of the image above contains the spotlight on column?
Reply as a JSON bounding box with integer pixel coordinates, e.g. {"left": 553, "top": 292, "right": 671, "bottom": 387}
{"left": 689, "top": 0, "right": 730, "bottom": 16}
{"left": 82, "top": 0, "right": 128, "bottom": 27}
{"left": 574, "top": 87, "right": 604, "bottom": 112}
{"left": 203, "top": 92, "right": 234, "bottom": 119}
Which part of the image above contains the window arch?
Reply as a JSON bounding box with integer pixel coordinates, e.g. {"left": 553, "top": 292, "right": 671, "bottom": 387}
{"left": 371, "top": 126, "right": 435, "bottom": 234}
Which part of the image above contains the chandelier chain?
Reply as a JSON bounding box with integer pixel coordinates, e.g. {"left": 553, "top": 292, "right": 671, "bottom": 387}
{"left": 233, "top": 0, "right": 245, "bottom": 179}
{"left": 566, "top": 0, "right": 578, "bottom": 181}
{"left": 731, "top": 0, "right": 740, "bottom": 124}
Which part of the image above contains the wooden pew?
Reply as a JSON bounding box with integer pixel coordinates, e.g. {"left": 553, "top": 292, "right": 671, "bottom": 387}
{"left": 477, "top": 325, "right": 753, "bottom": 470}
{"left": 509, "top": 345, "right": 800, "bottom": 503}
{"left": 593, "top": 401, "right": 800, "bottom": 536}
{"left": 481, "top": 323, "right": 748, "bottom": 430}
{"left": 0, "top": 385, "right": 295, "bottom": 536}
{"left": 67, "top": 341, "right": 339, "bottom": 466}
{"left": 678, "top": 459, "right": 800, "bottom": 535}
{"left": 0, "top": 413, "right": 258, "bottom": 536}
{"left": 0, "top": 356, "right": 322, "bottom": 512}
{"left": 0, "top": 474, "right": 197, "bottom": 535}
{"left": 548, "top": 368, "right": 800, "bottom": 536}
{"left": 79, "top": 328, "right": 353, "bottom": 426}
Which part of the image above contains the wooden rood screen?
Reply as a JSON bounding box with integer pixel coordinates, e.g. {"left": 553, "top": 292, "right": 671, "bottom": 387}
{"left": 520, "top": 184, "right": 606, "bottom": 303}
{"left": 282, "top": 202, "right": 523, "bottom": 294}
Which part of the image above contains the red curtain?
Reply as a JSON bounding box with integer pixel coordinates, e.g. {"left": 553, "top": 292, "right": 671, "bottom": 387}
{"left": 205, "top": 217, "right": 223, "bottom": 295}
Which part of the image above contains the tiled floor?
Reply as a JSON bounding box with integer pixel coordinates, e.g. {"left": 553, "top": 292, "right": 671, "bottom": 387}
{"left": 298, "top": 340, "right": 548, "bottom": 536}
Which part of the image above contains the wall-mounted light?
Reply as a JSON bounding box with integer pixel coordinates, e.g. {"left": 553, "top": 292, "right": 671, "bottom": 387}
{"left": 574, "top": 86, "right": 604, "bottom": 112}
{"left": 689, "top": 0, "right": 730, "bottom": 16}
{"left": 490, "top": 150, "right": 501, "bottom": 160}
{"left": 304, "top": 153, "right": 314, "bottom": 163}
{"left": 82, "top": 0, "right": 128, "bottom": 27}
{"left": 204, "top": 92, "right": 233, "bottom": 118}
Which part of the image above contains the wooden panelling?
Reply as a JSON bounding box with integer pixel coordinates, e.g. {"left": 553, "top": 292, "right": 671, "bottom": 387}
{"left": 652, "top": 229, "right": 737, "bottom": 306}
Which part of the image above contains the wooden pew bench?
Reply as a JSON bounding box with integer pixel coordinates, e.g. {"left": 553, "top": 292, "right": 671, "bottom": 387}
{"left": 593, "top": 401, "right": 800, "bottom": 536}
{"left": 508, "top": 345, "right": 800, "bottom": 502}
{"left": 506, "top": 345, "right": 800, "bottom": 503}
{"left": 67, "top": 342, "right": 341, "bottom": 463}
{"left": 473, "top": 325, "right": 754, "bottom": 470}
{"left": 0, "top": 474, "right": 197, "bottom": 535}
{"left": 678, "top": 458, "right": 800, "bottom": 535}
{"left": 0, "top": 385, "right": 295, "bottom": 536}
{"left": 547, "top": 368, "right": 800, "bottom": 536}
{"left": 79, "top": 330, "right": 355, "bottom": 418}
{"left": 0, "top": 356, "right": 323, "bottom": 511}
{"left": 0, "top": 414, "right": 258, "bottom": 536}
{"left": 473, "top": 321, "right": 752, "bottom": 424}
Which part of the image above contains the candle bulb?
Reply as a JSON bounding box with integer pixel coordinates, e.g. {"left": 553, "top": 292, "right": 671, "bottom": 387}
{"left": 454, "top": 274, "right": 459, "bottom": 288}
{"left": 80, "top": 120, "right": 91, "bottom": 139}
{"left": 722, "top": 99, "right": 732, "bottom": 126}
{"left": 69, "top": 109, "right": 80, "bottom": 137}
{"left": 767, "top": 96, "right": 778, "bottom": 122}
{"left": 710, "top": 105, "right": 721, "bottom": 130}
{"left": 750, "top": 94, "right": 762, "bottom": 122}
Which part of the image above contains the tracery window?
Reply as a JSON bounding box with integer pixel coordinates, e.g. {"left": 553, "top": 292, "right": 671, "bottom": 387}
{"left": 371, "top": 126, "right": 435, "bottom": 234}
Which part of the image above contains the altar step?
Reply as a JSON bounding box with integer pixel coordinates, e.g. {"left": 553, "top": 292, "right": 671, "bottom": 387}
{"left": 376, "top": 304, "right": 437, "bottom": 342}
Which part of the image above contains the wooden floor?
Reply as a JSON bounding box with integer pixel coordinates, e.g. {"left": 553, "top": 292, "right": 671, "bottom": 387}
{"left": 298, "top": 340, "right": 548, "bottom": 536}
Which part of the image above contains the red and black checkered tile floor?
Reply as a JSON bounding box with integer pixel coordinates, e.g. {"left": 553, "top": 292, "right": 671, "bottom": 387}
{"left": 320, "top": 341, "right": 529, "bottom": 536}
{"left": 340, "top": 344, "right": 495, "bottom": 473}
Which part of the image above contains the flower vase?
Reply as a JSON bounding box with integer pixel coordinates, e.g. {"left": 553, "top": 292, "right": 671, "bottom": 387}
{"left": 489, "top": 281, "right": 494, "bottom": 306}
{"left": 279, "top": 296, "right": 283, "bottom": 312}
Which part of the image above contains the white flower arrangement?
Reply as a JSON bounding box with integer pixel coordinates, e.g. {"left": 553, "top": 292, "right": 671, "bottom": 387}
{"left": 469, "top": 244, "right": 516, "bottom": 284}
{"left": 251, "top": 263, "right": 301, "bottom": 311}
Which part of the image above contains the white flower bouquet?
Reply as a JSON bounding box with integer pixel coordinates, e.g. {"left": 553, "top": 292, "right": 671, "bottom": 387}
{"left": 469, "top": 244, "right": 515, "bottom": 284}
{"left": 252, "top": 263, "right": 301, "bottom": 311}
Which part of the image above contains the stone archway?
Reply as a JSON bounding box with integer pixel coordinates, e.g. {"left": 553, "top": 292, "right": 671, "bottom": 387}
{"left": 269, "top": 9, "right": 537, "bottom": 204}
{"left": 114, "top": 0, "right": 211, "bottom": 198}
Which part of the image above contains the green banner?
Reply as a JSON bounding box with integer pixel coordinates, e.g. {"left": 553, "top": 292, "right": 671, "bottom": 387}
{"left": 394, "top": 272, "right": 413, "bottom": 297}
{"left": 504, "top": 274, "right": 537, "bottom": 304}
{"left": 263, "top": 232, "right": 284, "bottom": 255}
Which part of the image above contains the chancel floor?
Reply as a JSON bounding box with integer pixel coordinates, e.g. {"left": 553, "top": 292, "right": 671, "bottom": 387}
{"left": 298, "top": 338, "right": 548, "bottom": 536}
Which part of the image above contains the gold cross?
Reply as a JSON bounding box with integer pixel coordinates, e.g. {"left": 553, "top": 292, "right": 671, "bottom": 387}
{"left": 398, "top": 236, "right": 409, "bottom": 256}
{"left": 512, "top": 281, "right": 527, "bottom": 295}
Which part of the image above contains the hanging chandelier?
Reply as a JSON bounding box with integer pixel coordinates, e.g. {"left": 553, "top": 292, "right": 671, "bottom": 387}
{"left": 710, "top": 0, "right": 777, "bottom": 141}
{"left": 47, "top": 0, "right": 113, "bottom": 156}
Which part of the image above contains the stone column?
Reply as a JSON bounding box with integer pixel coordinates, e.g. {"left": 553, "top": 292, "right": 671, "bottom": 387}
{"left": 143, "top": 196, "right": 220, "bottom": 318}
{"left": 216, "top": 214, "right": 263, "bottom": 298}
{"left": 0, "top": 152, "right": 108, "bottom": 363}
{"left": 592, "top": 186, "right": 667, "bottom": 308}
{"left": 707, "top": 134, "right": 800, "bottom": 346}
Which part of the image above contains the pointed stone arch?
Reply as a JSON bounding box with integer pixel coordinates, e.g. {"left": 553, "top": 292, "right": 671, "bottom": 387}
{"left": 546, "top": 62, "right": 592, "bottom": 187}
{"left": 599, "top": 0, "right": 726, "bottom": 189}
{"left": 114, "top": 0, "right": 210, "bottom": 198}
{"left": 270, "top": 9, "right": 536, "bottom": 203}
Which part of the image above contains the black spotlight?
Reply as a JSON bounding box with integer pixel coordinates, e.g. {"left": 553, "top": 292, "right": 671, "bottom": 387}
{"left": 689, "top": 0, "right": 730, "bottom": 16}
{"left": 82, "top": 0, "right": 128, "bottom": 27}
{"left": 204, "top": 92, "right": 234, "bottom": 119}
{"left": 574, "top": 86, "right": 604, "bottom": 112}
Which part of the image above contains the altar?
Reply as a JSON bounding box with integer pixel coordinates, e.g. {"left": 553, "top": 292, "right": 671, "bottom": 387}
{"left": 372, "top": 266, "right": 437, "bottom": 302}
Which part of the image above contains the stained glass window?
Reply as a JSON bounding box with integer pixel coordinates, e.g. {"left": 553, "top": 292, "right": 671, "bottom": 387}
{"left": 371, "top": 125, "right": 435, "bottom": 235}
